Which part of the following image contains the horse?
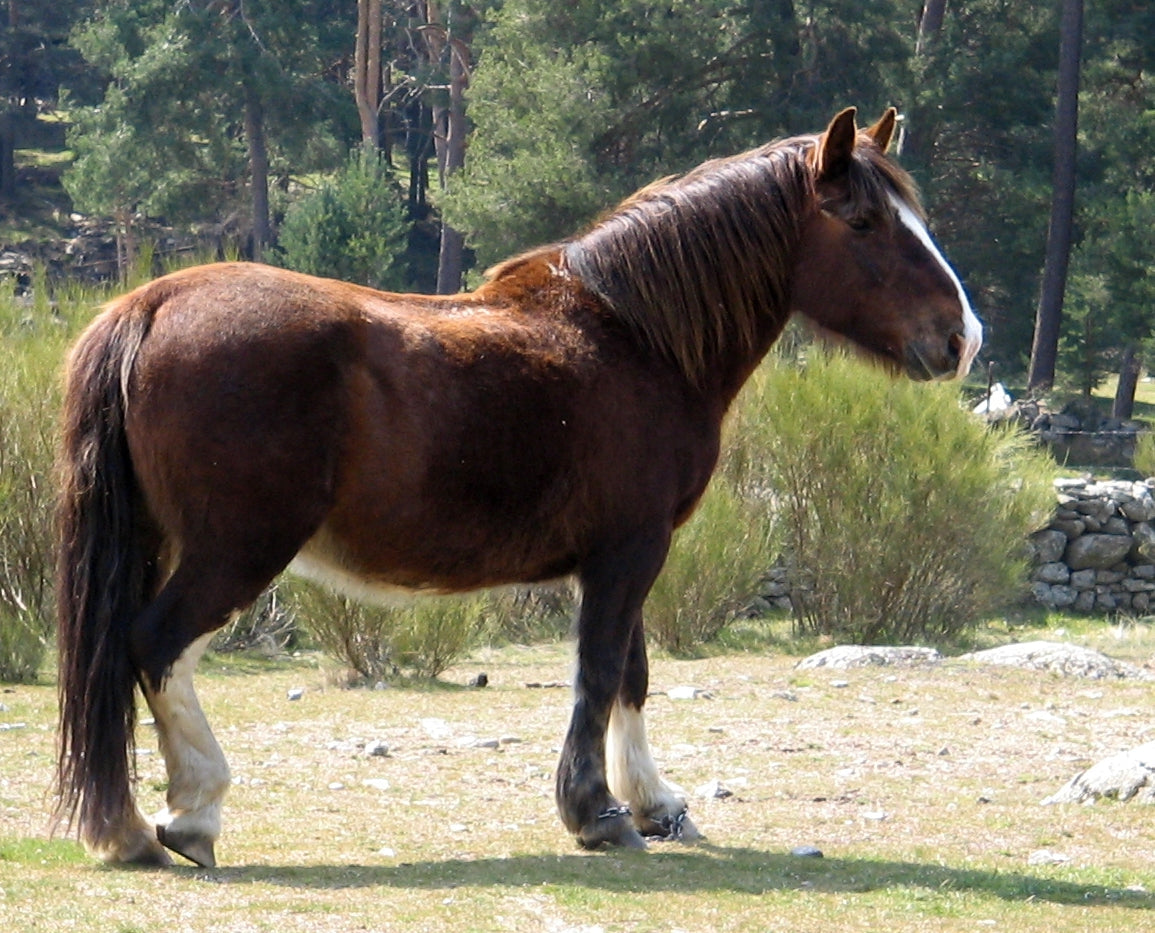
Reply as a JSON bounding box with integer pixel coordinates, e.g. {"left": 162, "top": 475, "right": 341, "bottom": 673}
{"left": 53, "top": 107, "right": 981, "bottom": 867}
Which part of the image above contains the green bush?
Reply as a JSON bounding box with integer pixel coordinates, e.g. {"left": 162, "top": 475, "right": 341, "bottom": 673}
{"left": 287, "top": 579, "right": 489, "bottom": 680}
{"left": 277, "top": 148, "right": 411, "bottom": 290}
{"left": 0, "top": 291, "right": 76, "bottom": 682}
{"left": 729, "top": 351, "right": 1054, "bottom": 645}
{"left": 1134, "top": 432, "right": 1155, "bottom": 479}
{"left": 646, "top": 478, "right": 774, "bottom": 653}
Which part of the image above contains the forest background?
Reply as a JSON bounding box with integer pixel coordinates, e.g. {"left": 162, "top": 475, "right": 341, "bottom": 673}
{"left": 2, "top": 0, "right": 1153, "bottom": 399}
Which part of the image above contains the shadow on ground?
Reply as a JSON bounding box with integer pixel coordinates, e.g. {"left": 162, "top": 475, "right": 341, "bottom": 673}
{"left": 193, "top": 843, "right": 1153, "bottom": 909}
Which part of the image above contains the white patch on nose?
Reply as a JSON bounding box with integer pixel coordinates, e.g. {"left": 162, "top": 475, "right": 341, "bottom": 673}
{"left": 890, "top": 194, "right": 983, "bottom": 378}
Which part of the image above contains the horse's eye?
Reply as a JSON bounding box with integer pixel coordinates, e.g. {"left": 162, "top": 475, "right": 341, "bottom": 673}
{"left": 847, "top": 217, "right": 872, "bottom": 233}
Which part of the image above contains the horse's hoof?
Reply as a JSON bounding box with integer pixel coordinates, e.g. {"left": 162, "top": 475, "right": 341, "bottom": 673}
{"left": 94, "top": 828, "right": 174, "bottom": 867}
{"left": 576, "top": 809, "right": 648, "bottom": 850}
{"left": 637, "top": 808, "right": 702, "bottom": 843}
{"left": 634, "top": 806, "right": 701, "bottom": 843}
{"left": 156, "top": 824, "right": 217, "bottom": 868}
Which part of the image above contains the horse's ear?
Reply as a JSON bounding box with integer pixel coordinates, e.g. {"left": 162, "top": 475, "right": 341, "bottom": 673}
{"left": 815, "top": 107, "right": 858, "bottom": 180}
{"left": 866, "top": 108, "right": 898, "bottom": 153}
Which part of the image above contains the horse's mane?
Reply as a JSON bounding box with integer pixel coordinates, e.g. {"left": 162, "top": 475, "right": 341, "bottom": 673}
{"left": 485, "top": 132, "right": 924, "bottom": 387}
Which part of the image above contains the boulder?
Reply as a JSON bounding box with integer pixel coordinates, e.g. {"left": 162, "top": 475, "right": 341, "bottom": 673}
{"left": 796, "top": 645, "right": 942, "bottom": 670}
{"left": 1043, "top": 742, "right": 1155, "bottom": 805}
{"left": 959, "top": 641, "right": 1153, "bottom": 681}
{"left": 1064, "top": 533, "right": 1134, "bottom": 571}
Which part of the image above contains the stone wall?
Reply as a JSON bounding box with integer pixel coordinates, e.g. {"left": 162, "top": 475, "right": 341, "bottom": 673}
{"left": 1029, "top": 477, "right": 1155, "bottom": 613}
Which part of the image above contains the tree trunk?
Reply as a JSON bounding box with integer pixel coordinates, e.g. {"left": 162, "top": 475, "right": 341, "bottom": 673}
{"left": 354, "top": 0, "right": 383, "bottom": 151}
{"left": 0, "top": 0, "right": 18, "bottom": 200}
{"left": 0, "top": 111, "right": 15, "bottom": 201}
{"left": 1027, "top": 0, "right": 1083, "bottom": 395}
{"left": 915, "top": 0, "right": 947, "bottom": 55}
{"left": 244, "top": 86, "right": 271, "bottom": 261}
{"left": 902, "top": 0, "right": 948, "bottom": 162}
{"left": 435, "top": 38, "right": 468, "bottom": 295}
{"left": 1113, "top": 344, "right": 1142, "bottom": 421}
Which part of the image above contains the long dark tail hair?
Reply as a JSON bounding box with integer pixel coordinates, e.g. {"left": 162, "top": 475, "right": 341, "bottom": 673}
{"left": 54, "top": 295, "right": 158, "bottom": 854}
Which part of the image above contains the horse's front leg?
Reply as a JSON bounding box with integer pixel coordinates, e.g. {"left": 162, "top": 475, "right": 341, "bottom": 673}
{"left": 606, "top": 622, "right": 700, "bottom": 842}
{"left": 556, "top": 534, "right": 668, "bottom": 849}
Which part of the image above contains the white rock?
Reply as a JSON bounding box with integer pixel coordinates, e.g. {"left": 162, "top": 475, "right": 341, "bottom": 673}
{"left": 667, "top": 686, "right": 710, "bottom": 700}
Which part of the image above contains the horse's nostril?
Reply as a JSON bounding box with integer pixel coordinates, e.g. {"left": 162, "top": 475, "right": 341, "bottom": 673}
{"left": 947, "top": 330, "right": 963, "bottom": 365}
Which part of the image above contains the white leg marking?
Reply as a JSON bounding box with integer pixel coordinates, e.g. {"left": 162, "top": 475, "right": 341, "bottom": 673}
{"left": 145, "top": 632, "right": 230, "bottom": 854}
{"left": 891, "top": 194, "right": 983, "bottom": 378}
{"left": 606, "top": 700, "right": 687, "bottom": 819}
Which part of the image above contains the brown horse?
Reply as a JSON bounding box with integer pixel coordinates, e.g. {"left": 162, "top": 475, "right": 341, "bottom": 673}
{"left": 54, "top": 108, "right": 981, "bottom": 867}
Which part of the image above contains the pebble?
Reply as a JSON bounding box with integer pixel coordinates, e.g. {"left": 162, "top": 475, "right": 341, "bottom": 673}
{"left": 791, "top": 845, "right": 824, "bottom": 858}
{"left": 365, "top": 741, "right": 390, "bottom": 758}
{"left": 287, "top": 687, "right": 304, "bottom": 701}
{"left": 667, "top": 686, "right": 712, "bottom": 701}
{"left": 1028, "top": 849, "right": 1071, "bottom": 866}
{"left": 694, "top": 779, "right": 732, "bottom": 800}
{"left": 362, "top": 778, "right": 390, "bottom": 791}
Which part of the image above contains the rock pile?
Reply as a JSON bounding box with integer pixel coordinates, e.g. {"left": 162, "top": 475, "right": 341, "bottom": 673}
{"left": 1029, "top": 477, "right": 1155, "bottom": 613}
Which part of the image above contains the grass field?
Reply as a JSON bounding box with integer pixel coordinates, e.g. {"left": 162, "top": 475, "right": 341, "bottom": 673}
{"left": 2, "top": 618, "right": 1155, "bottom": 932}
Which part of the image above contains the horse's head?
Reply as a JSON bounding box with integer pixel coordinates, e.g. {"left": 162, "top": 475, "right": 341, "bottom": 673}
{"left": 791, "top": 108, "right": 981, "bottom": 380}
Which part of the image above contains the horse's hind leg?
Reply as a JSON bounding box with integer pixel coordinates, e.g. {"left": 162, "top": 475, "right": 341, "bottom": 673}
{"left": 142, "top": 630, "right": 229, "bottom": 868}
{"left": 606, "top": 622, "right": 700, "bottom": 842}
{"left": 130, "top": 557, "right": 282, "bottom": 867}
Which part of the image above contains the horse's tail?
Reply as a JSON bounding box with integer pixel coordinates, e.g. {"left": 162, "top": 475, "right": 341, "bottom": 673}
{"left": 54, "top": 292, "right": 158, "bottom": 855}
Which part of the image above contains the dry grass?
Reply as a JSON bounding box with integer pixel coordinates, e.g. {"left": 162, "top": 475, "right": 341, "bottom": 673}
{"left": 3, "top": 624, "right": 1155, "bottom": 932}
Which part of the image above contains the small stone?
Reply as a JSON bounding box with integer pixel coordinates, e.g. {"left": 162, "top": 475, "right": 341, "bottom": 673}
{"left": 362, "top": 778, "right": 391, "bottom": 791}
{"left": 377, "top": 846, "right": 396, "bottom": 858}
{"left": 365, "top": 740, "right": 390, "bottom": 757}
{"left": 1028, "top": 849, "right": 1070, "bottom": 866}
{"left": 694, "top": 779, "right": 732, "bottom": 799}
{"left": 861, "top": 810, "right": 887, "bottom": 821}
{"left": 469, "top": 672, "right": 488, "bottom": 688}
{"left": 287, "top": 687, "right": 304, "bottom": 701}
{"left": 790, "top": 845, "right": 823, "bottom": 858}
{"left": 668, "top": 686, "right": 710, "bottom": 700}
{"left": 448, "top": 822, "right": 468, "bottom": 833}
{"left": 328, "top": 782, "right": 345, "bottom": 790}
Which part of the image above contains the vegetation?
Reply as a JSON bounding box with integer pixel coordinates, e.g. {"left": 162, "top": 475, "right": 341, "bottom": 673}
{"left": 0, "top": 1, "right": 1150, "bottom": 389}
{"left": 727, "top": 352, "right": 1056, "bottom": 645}
{"left": 3, "top": 626, "right": 1155, "bottom": 930}
{"left": 645, "top": 478, "right": 774, "bottom": 654}
{"left": 288, "top": 580, "right": 491, "bottom": 681}
{"left": 275, "top": 148, "right": 411, "bottom": 290}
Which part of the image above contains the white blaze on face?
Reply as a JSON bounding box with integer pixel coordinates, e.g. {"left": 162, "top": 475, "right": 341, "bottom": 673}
{"left": 890, "top": 193, "right": 983, "bottom": 378}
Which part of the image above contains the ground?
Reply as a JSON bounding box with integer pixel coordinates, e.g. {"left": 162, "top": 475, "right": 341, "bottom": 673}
{"left": 2, "top": 624, "right": 1155, "bottom": 932}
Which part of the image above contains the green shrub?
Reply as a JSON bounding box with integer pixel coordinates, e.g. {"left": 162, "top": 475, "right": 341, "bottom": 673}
{"left": 730, "top": 351, "right": 1054, "bottom": 645}
{"left": 1134, "top": 431, "right": 1155, "bottom": 478}
{"left": 287, "top": 579, "right": 488, "bottom": 680}
{"left": 276, "top": 149, "right": 410, "bottom": 290}
{"left": 646, "top": 478, "right": 774, "bottom": 653}
{"left": 212, "top": 585, "right": 299, "bottom": 655}
{"left": 0, "top": 292, "right": 75, "bottom": 682}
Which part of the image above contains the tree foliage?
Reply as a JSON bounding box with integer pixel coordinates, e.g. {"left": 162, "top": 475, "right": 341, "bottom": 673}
{"left": 6, "top": 0, "right": 1150, "bottom": 385}
{"left": 276, "top": 148, "right": 410, "bottom": 290}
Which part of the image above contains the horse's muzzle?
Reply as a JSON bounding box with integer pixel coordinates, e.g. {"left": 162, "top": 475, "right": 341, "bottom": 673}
{"left": 905, "top": 324, "right": 981, "bottom": 382}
